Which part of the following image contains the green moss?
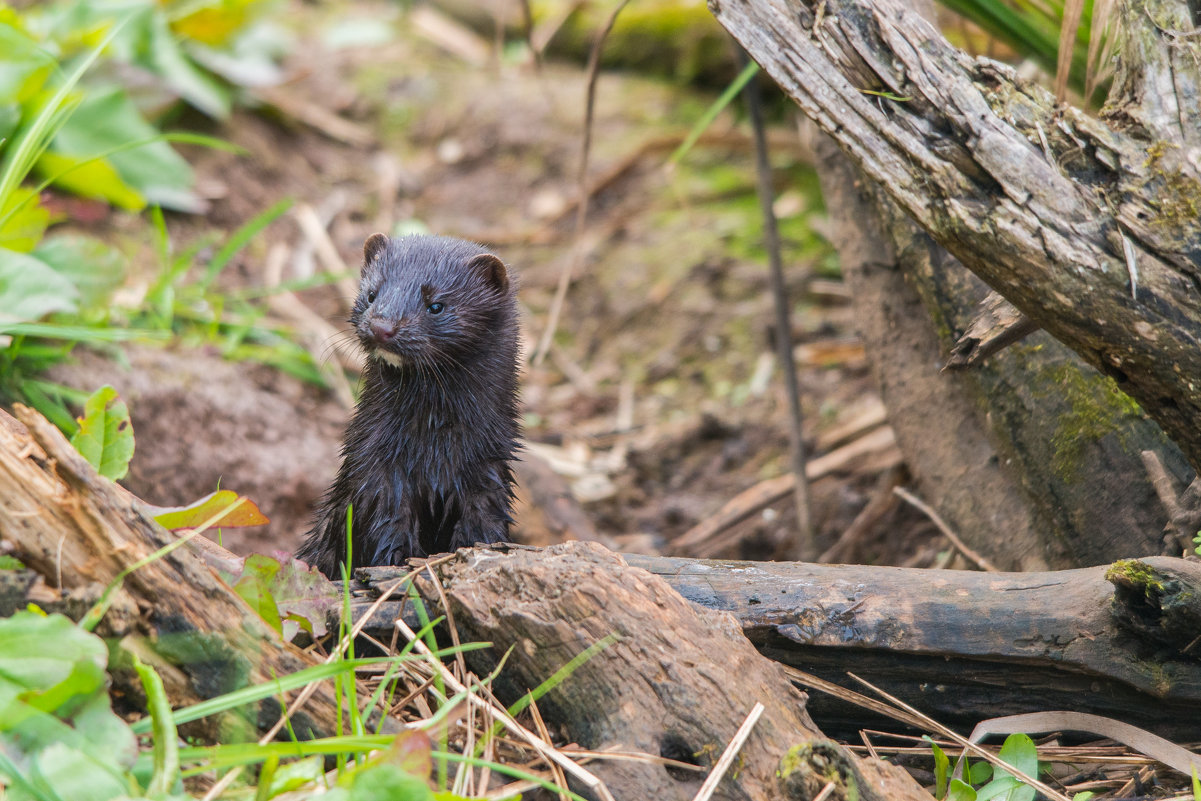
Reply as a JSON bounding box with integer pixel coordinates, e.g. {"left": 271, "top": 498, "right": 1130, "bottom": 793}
{"left": 1040, "top": 362, "right": 1142, "bottom": 480}
{"left": 1105, "top": 558, "right": 1161, "bottom": 591}
{"left": 778, "top": 742, "right": 859, "bottom": 801}
{"left": 1142, "top": 142, "right": 1201, "bottom": 235}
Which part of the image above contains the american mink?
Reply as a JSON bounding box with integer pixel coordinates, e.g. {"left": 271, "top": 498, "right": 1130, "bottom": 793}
{"left": 297, "top": 233, "right": 521, "bottom": 577}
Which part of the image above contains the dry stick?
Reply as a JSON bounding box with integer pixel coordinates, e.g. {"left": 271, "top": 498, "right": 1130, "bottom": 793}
{"left": 529, "top": 699, "right": 571, "bottom": 801}
{"left": 742, "top": 48, "right": 815, "bottom": 559}
{"left": 846, "top": 672, "right": 1071, "bottom": 801}
{"left": 1055, "top": 0, "right": 1087, "bottom": 102}
{"left": 812, "top": 782, "right": 837, "bottom": 801}
{"left": 690, "top": 701, "right": 766, "bottom": 801}
{"left": 394, "top": 616, "right": 617, "bottom": 801}
{"left": 532, "top": 0, "right": 631, "bottom": 367}
{"left": 892, "top": 486, "right": 999, "bottom": 572}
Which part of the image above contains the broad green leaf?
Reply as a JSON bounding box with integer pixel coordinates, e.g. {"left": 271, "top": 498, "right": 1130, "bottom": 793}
{"left": 1072, "top": 793, "right": 1096, "bottom": 801}
{"left": 23, "top": 741, "right": 128, "bottom": 801}
{"left": 232, "top": 553, "right": 284, "bottom": 636}
{"left": 976, "top": 776, "right": 1023, "bottom": 801}
{"left": 947, "top": 779, "right": 977, "bottom": 801}
{"left": 36, "top": 150, "right": 145, "bottom": 210}
{"left": 0, "top": 246, "right": 80, "bottom": 324}
{"left": 149, "top": 489, "right": 269, "bottom": 530}
{"left": 349, "top": 762, "right": 434, "bottom": 801}
{"left": 45, "top": 86, "right": 199, "bottom": 212}
{"left": 0, "top": 612, "right": 106, "bottom": 695}
{"left": 32, "top": 234, "right": 127, "bottom": 312}
{"left": 0, "top": 20, "right": 53, "bottom": 104}
{"left": 968, "top": 761, "right": 993, "bottom": 784}
{"left": 145, "top": 9, "right": 230, "bottom": 118}
{"left": 268, "top": 756, "right": 325, "bottom": 796}
{"left": 993, "top": 733, "right": 1038, "bottom": 801}
{"left": 69, "top": 385, "right": 134, "bottom": 481}
{"left": 0, "top": 188, "right": 52, "bottom": 253}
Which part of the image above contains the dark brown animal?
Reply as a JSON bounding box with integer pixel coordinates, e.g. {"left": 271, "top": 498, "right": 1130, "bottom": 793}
{"left": 297, "top": 234, "right": 521, "bottom": 577}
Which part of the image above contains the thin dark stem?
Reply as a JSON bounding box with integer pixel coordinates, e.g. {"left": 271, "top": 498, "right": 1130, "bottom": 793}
{"left": 533, "top": 0, "right": 631, "bottom": 366}
{"left": 741, "top": 48, "right": 815, "bottom": 558}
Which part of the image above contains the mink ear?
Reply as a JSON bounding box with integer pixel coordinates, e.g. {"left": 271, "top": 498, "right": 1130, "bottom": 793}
{"left": 363, "top": 233, "right": 389, "bottom": 265}
{"left": 466, "top": 253, "right": 509, "bottom": 294}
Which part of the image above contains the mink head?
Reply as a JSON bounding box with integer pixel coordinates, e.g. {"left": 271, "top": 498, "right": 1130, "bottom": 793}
{"left": 351, "top": 233, "right": 511, "bottom": 370}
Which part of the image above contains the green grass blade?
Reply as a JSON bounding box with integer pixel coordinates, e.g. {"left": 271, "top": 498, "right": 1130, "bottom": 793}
{"left": 132, "top": 653, "right": 180, "bottom": 797}
{"left": 201, "top": 197, "right": 293, "bottom": 288}
{"left": 0, "top": 18, "right": 128, "bottom": 208}
{"left": 670, "top": 60, "right": 759, "bottom": 165}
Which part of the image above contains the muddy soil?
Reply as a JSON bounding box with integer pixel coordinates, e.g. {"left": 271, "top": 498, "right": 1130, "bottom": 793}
{"left": 46, "top": 1, "right": 937, "bottom": 565}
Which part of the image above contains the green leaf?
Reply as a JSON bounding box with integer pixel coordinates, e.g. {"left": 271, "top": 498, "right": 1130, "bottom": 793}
{"left": 45, "top": 86, "right": 200, "bottom": 212}
{"left": 1072, "top": 793, "right": 1096, "bottom": 801}
{"left": 0, "top": 20, "right": 54, "bottom": 105}
{"left": 924, "top": 736, "right": 949, "bottom": 799}
{"left": 132, "top": 653, "right": 180, "bottom": 798}
{"left": 968, "top": 761, "right": 993, "bottom": 785}
{"left": 36, "top": 149, "right": 145, "bottom": 210}
{"left": 0, "top": 246, "right": 80, "bottom": 324}
{"left": 143, "top": 8, "right": 231, "bottom": 118}
{"left": 0, "top": 613, "right": 136, "bottom": 792}
{"left": 0, "top": 188, "right": 51, "bottom": 253}
{"left": 267, "top": 756, "right": 325, "bottom": 796}
{"left": 233, "top": 553, "right": 285, "bottom": 636}
{"left": 349, "top": 762, "right": 434, "bottom": 801}
{"left": 0, "top": 612, "right": 106, "bottom": 699}
{"left": 149, "top": 490, "right": 269, "bottom": 530}
{"left": 947, "top": 779, "right": 977, "bottom": 801}
{"left": 991, "top": 733, "right": 1038, "bottom": 801}
{"left": 32, "top": 234, "right": 126, "bottom": 312}
{"left": 69, "top": 385, "right": 134, "bottom": 481}
{"left": 1192, "top": 765, "right": 1199, "bottom": 800}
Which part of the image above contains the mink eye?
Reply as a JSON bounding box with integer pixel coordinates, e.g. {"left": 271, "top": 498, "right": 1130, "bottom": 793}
{"left": 427, "top": 302, "right": 444, "bottom": 314}
{"left": 366, "top": 289, "right": 377, "bottom": 303}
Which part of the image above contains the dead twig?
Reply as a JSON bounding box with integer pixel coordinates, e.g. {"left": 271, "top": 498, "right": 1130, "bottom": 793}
{"left": 893, "top": 486, "right": 999, "bottom": 572}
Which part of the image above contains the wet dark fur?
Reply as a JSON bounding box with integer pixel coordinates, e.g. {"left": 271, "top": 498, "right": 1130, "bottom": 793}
{"left": 297, "top": 234, "right": 521, "bottom": 577}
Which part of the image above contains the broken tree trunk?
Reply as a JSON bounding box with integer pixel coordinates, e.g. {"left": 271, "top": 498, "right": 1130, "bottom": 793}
{"left": 0, "top": 406, "right": 343, "bottom": 743}
{"left": 392, "top": 542, "right": 932, "bottom": 801}
{"left": 709, "top": 0, "right": 1201, "bottom": 476}
{"left": 347, "top": 549, "right": 1201, "bottom": 743}
{"left": 814, "top": 133, "right": 1192, "bottom": 569}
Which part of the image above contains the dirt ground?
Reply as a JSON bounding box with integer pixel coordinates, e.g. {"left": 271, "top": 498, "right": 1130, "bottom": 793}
{"left": 48, "top": 0, "right": 939, "bottom": 567}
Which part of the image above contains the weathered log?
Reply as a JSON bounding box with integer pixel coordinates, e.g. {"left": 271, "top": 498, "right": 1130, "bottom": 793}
{"left": 815, "top": 133, "right": 1192, "bottom": 569}
{"left": 394, "top": 542, "right": 931, "bottom": 801}
{"left": 710, "top": 0, "right": 1201, "bottom": 476}
{"left": 0, "top": 406, "right": 341, "bottom": 742}
{"left": 629, "top": 554, "right": 1201, "bottom": 741}
{"left": 347, "top": 552, "right": 1201, "bottom": 742}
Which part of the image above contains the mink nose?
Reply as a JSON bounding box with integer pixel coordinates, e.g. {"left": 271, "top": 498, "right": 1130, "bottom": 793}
{"left": 369, "top": 319, "right": 399, "bottom": 344}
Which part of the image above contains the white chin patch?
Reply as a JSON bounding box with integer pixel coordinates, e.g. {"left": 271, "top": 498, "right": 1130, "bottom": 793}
{"left": 373, "top": 350, "right": 406, "bottom": 368}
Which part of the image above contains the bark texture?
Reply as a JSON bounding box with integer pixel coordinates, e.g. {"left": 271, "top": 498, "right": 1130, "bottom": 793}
{"left": 0, "top": 406, "right": 342, "bottom": 743}
{"left": 347, "top": 549, "right": 1201, "bottom": 743}
{"left": 816, "top": 133, "right": 1192, "bottom": 569}
{"left": 370, "top": 543, "right": 933, "bottom": 801}
{"left": 710, "top": 0, "right": 1201, "bottom": 473}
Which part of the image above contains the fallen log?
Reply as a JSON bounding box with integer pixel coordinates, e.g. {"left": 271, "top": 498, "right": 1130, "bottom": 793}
{"left": 0, "top": 406, "right": 343, "bottom": 742}
{"left": 400, "top": 542, "right": 931, "bottom": 801}
{"left": 348, "top": 551, "right": 1201, "bottom": 742}
{"left": 0, "top": 406, "right": 932, "bottom": 799}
